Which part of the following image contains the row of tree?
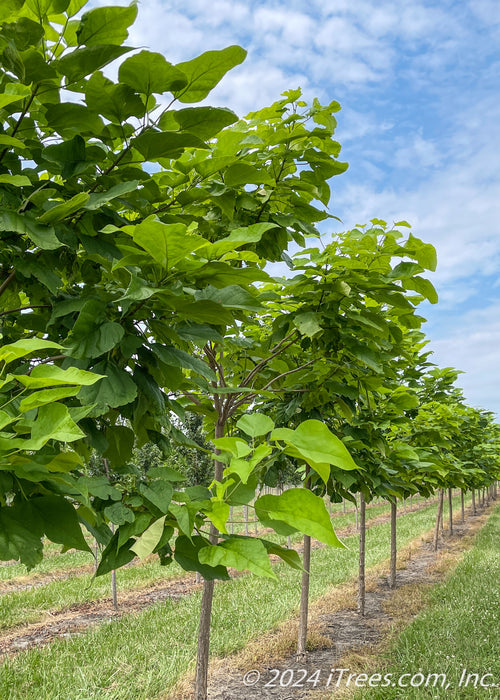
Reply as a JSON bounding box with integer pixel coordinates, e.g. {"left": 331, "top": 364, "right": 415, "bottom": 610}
{"left": 0, "top": 2, "right": 498, "bottom": 698}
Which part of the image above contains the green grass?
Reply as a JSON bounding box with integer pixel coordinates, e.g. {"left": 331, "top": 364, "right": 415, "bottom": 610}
{"left": 0, "top": 496, "right": 457, "bottom": 700}
{"left": 0, "top": 498, "right": 399, "bottom": 630}
{"left": 352, "top": 504, "right": 500, "bottom": 699}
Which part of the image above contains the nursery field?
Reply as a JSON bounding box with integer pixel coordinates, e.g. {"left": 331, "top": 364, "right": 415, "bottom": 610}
{"left": 1, "top": 492, "right": 497, "bottom": 700}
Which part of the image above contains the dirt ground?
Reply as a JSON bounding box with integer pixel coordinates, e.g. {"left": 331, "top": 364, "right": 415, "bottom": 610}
{"left": 201, "top": 505, "right": 493, "bottom": 700}
{"left": 0, "top": 497, "right": 455, "bottom": 664}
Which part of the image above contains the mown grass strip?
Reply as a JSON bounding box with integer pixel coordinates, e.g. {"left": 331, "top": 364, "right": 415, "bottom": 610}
{"left": 0, "top": 496, "right": 463, "bottom": 700}
{"left": 0, "top": 499, "right": 400, "bottom": 630}
{"left": 352, "top": 504, "right": 500, "bottom": 699}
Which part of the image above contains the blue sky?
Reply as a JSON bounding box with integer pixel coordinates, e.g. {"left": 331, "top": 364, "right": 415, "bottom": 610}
{"left": 89, "top": 0, "right": 500, "bottom": 415}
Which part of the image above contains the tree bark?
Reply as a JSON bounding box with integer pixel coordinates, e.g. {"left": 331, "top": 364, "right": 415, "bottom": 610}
{"left": 103, "top": 458, "right": 118, "bottom": 610}
{"left": 194, "top": 419, "right": 224, "bottom": 700}
{"left": 358, "top": 492, "right": 366, "bottom": 616}
{"left": 472, "top": 488, "right": 476, "bottom": 515}
{"left": 448, "top": 488, "right": 453, "bottom": 534}
{"left": 389, "top": 500, "right": 397, "bottom": 589}
{"left": 434, "top": 489, "right": 444, "bottom": 551}
{"left": 461, "top": 490, "right": 465, "bottom": 524}
{"left": 297, "top": 465, "right": 311, "bottom": 657}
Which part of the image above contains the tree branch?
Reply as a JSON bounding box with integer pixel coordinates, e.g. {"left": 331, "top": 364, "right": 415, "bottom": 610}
{"left": 0, "top": 304, "right": 51, "bottom": 318}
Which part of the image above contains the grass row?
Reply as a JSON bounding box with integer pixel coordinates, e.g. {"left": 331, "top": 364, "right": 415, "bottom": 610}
{"left": 353, "top": 504, "right": 500, "bottom": 699}
{"left": 0, "top": 498, "right": 401, "bottom": 630}
{"left": 0, "top": 494, "right": 470, "bottom": 699}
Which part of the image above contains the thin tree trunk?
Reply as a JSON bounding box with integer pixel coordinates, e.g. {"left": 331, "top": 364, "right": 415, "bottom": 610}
{"left": 103, "top": 458, "right": 118, "bottom": 610}
{"left": 343, "top": 498, "right": 346, "bottom": 514}
{"left": 355, "top": 495, "right": 359, "bottom": 530}
{"left": 93, "top": 539, "right": 99, "bottom": 574}
{"left": 461, "top": 490, "right": 465, "bottom": 524}
{"left": 434, "top": 489, "right": 444, "bottom": 551}
{"left": 194, "top": 419, "right": 224, "bottom": 700}
{"left": 448, "top": 488, "right": 453, "bottom": 534}
{"left": 358, "top": 492, "right": 366, "bottom": 616}
{"left": 389, "top": 500, "right": 397, "bottom": 589}
{"left": 297, "top": 465, "right": 311, "bottom": 657}
{"left": 472, "top": 488, "right": 476, "bottom": 515}
{"left": 244, "top": 505, "right": 249, "bottom": 536}
{"left": 410, "top": 494, "right": 413, "bottom": 511}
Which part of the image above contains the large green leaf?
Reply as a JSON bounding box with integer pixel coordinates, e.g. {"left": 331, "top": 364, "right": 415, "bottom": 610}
{"left": 44, "top": 103, "right": 104, "bottom": 137}
{"left": 224, "top": 163, "right": 274, "bottom": 187}
{"left": 57, "top": 44, "right": 132, "bottom": 82}
{"left": 139, "top": 481, "right": 173, "bottom": 514}
{"left": 16, "top": 364, "right": 104, "bottom": 388}
{"left": 30, "top": 402, "right": 85, "bottom": 447}
{"left": 31, "top": 496, "right": 90, "bottom": 552}
{"left": 118, "top": 50, "right": 187, "bottom": 94}
{"left": 130, "top": 515, "right": 166, "bottom": 558}
{"left": 0, "top": 338, "right": 62, "bottom": 365}
{"left": 77, "top": 4, "right": 137, "bottom": 46}
{"left": 0, "top": 211, "right": 62, "bottom": 249}
{"left": 152, "top": 344, "right": 215, "bottom": 381}
{"left": 171, "top": 106, "right": 238, "bottom": 139}
{"left": 174, "top": 46, "right": 247, "bottom": 103}
{"left": 19, "top": 385, "right": 81, "bottom": 411}
{"left": 103, "top": 425, "right": 135, "bottom": 466}
{"left": 38, "top": 192, "right": 90, "bottom": 224}
{"left": 255, "top": 488, "right": 345, "bottom": 547}
{"left": 132, "top": 130, "right": 207, "bottom": 161}
{"left": 96, "top": 533, "right": 135, "bottom": 577}
{"left": 126, "top": 219, "right": 207, "bottom": 268}
{"left": 236, "top": 413, "right": 275, "bottom": 438}
{"left": 85, "top": 72, "right": 144, "bottom": 123}
{"left": 195, "top": 285, "right": 262, "bottom": 312}
{"left": 174, "top": 535, "right": 229, "bottom": 580}
{"left": 0, "top": 505, "right": 43, "bottom": 569}
{"left": 272, "top": 420, "right": 359, "bottom": 473}
{"left": 199, "top": 537, "right": 276, "bottom": 579}
{"left": 78, "top": 361, "right": 137, "bottom": 415}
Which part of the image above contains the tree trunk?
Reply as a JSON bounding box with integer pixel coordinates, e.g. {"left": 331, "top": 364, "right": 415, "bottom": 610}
{"left": 355, "top": 495, "right": 359, "bottom": 530}
{"left": 244, "top": 504, "right": 249, "bottom": 536}
{"left": 358, "top": 492, "right": 366, "bottom": 616}
{"left": 194, "top": 419, "right": 224, "bottom": 700}
{"left": 472, "top": 488, "right": 476, "bottom": 515}
{"left": 103, "top": 459, "right": 118, "bottom": 610}
{"left": 389, "top": 500, "right": 397, "bottom": 589}
{"left": 461, "top": 490, "right": 465, "bottom": 524}
{"left": 297, "top": 465, "right": 311, "bottom": 657}
{"left": 434, "top": 489, "right": 444, "bottom": 551}
{"left": 343, "top": 498, "right": 346, "bottom": 514}
{"left": 448, "top": 488, "right": 453, "bottom": 534}
{"left": 93, "top": 539, "right": 99, "bottom": 574}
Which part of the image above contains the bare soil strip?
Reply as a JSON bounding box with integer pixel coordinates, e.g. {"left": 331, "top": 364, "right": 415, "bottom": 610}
{"left": 199, "top": 504, "right": 493, "bottom": 700}
{"left": 0, "top": 497, "right": 440, "bottom": 658}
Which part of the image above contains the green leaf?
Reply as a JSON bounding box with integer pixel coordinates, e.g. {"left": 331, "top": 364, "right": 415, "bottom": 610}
{"left": 57, "top": 44, "right": 132, "bottom": 81}
{"left": 261, "top": 540, "right": 302, "bottom": 570}
{"left": 174, "top": 535, "right": 229, "bottom": 580}
{"left": 152, "top": 344, "right": 215, "bottom": 381}
{"left": 139, "top": 481, "right": 173, "bottom": 514}
{"left": 30, "top": 402, "right": 85, "bottom": 447}
{"left": 19, "top": 385, "right": 81, "bottom": 411}
{"left": 224, "top": 163, "right": 274, "bottom": 187}
{"left": 226, "top": 222, "right": 278, "bottom": 244}
{"left": 255, "top": 489, "right": 344, "bottom": 547}
{"left": 212, "top": 437, "right": 252, "bottom": 458}
{"left": 126, "top": 218, "right": 207, "bottom": 268}
{"left": 96, "top": 533, "right": 135, "bottom": 576}
{"left": 272, "top": 420, "right": 359, "bottom": 472}
{"left": 294, "top": 311, "right": 323, "bottom": 337}
{"left": 195, "top": 285, "right": 262, "bottom": 312}
{"left": 118, "top": 50, "right": 187, "bottom": 94}
{"left": 38, "top": 192, "right": 90, "bottom": 224}
{"left": 203, "top": 500, "right": 230, "bottom": 534}
{"left": 77, "top": 4, "right": 137, "bottom": 46}
{"left": 236, "top": 413, "right": 275, "bottom": 438}
{"left": 78, "top": 475, "right": 121, "bottom": 501}
{"left": 0, "top": 174, "right": 31, "bottom": 186}
{"left": 199, "top": 537, "right": 276, "bottom": 579}
{"left": 78, "top": 361, "right": 137, "bottom": 415}
{"left": 16, "top": 364, "right": 104, "bottom": 388}
{"left": 130, "top": 515, "right": 166, "bottom": 558}
{"left": 0, "top": 338, "right": 62, "bottom": 365}
{"left": 174, "top": 46, "right": 247, "bottom": 103}
{"left": 132, "top": 130, "right": 207, "bottom": 161}
{"left": 0, "top": 211, "right": 62, "bottom": 249}
{"left": 103, "top": 425, "right": 135, "bottom": 467}
{"left": 84, "top": 181, "right": 139, "bottom": 210}
{"left": 0, "top": 506, "right": 43, "bottom": 569}
{"left": 171, "top": 106, "right": 238, "bottom": 139}
{"left": 148, "top": 466, "right": 186, "bottom": 482}
{"left": 104, "top": 502, "right": 135, "bottom": 526}
{"left": 44, "top": 103, "right": 104, "bottom": 137}
{"left": 31, "top": 496, "right": 90, "bottom": 552}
